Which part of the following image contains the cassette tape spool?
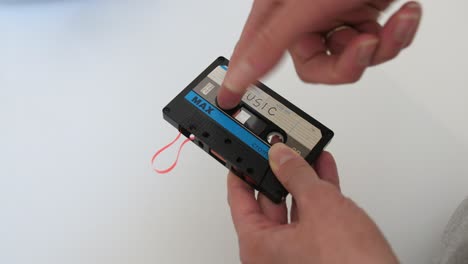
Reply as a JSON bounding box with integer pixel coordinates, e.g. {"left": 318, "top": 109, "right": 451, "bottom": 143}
{"left": 162, "top": 57, "right": 334, "bottom": 203}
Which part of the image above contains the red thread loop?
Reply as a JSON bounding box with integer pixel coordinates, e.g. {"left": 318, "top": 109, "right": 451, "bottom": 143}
{"left": 151, "top": 132, "right": 195, "bottom": 174}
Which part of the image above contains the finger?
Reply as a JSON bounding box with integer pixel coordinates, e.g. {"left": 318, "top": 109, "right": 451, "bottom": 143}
{"left": 268, "top": 143, "right": 320, "bottom": 208}
{"left": 355, "top": 21, "right": 382, "bottom": 35}
{"left": 314, "top": 151, "right": 340, "bottom": 191}
{"left": 371, "top": 1, "right": 422, "bottom": 65}
{"left": 217, "top": 1, "right": 280, "bottom": 110}
{"left": 230, "top": 0, "right": 280, "bottom": 68}
{"left": 339, "top": 5, "right": 381, "bottom": 24}
{"left": 326, "top": 26, "right": 360, "bottom": 55}
{"left": 257, "top": 193, "right": 288, "bottom": 224}
{"left": 290, "top": 32, "right": 379, "bottom": 84}
{"left": 315, "top": 5, "right": 380, "bottom": 35}
{"left": 227, "top": 172, "right": 266, "bottom": 234}
{"left": 368, "top": 0, "right": 395, "bottom": 11}
{"left": 217, "top": 5, "right": 303, "bottom": 109}
{"left": 327, "top": 21, "right": 383, "bottom": 55}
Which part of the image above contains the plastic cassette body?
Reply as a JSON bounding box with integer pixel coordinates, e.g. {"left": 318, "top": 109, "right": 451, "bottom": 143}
{"left": 162, "top": 57, "right": 334, "bottom": 203}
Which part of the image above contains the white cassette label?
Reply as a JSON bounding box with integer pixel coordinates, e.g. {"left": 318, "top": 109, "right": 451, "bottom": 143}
{"left": 208, "top": 66, "right": 322, "bottom": 151}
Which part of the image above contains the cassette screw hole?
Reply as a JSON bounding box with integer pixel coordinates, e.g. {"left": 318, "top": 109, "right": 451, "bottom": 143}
{"left": 236, "top": 157, "right": 243, "bottom": 163}
{"left": 224, "top": 138, "right": 232, "bottom": 144}
{"left": 202, "top": 132, "right": 210, "bottom": 138}
{"left": 247, "top": 168, "right": 254, "bottom": 174}
{"left": 163, "top": 107, "right": 171, "bottom": 113}
{"left": 267, "top": 131, "right": 285, "bottom": 145}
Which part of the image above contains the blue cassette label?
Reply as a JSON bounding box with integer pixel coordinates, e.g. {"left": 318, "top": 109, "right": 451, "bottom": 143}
{"left": 185, "top": 90, "right": 269, "bottom": 160}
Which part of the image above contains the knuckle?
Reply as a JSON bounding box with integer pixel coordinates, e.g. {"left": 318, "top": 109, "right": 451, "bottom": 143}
{"left": 332, "top": 191, "right": 352, "bottom": 207}
{"left": 309, "top": 181, "right": 344, "bottom": 205}
{"left": 332, "top": 69, "right": 362, "bottom": 84}
{"left": 296, "top": 68, "right": 318, "bottom": 84}
{"left": 297, "top": 189, "right": 316, "bottom": 204}
{"left": 342, "top": 196, "right": 359, "bottom": 209}
{"left": 377, "top": 48, "right": 402, "bottom": 64}
{"left": 379, "top": 53, "right": 396, "bottom": 63}
{"left": 348, "top": 73, "right": 363, "bottom": 83}
{"left": 333, "top": 196, "right": 363, "bottom": 216}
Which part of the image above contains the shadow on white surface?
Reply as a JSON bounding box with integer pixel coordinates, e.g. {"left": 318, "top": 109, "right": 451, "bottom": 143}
{"left": 0, "top": 1, "right": 467, "bottom": 264}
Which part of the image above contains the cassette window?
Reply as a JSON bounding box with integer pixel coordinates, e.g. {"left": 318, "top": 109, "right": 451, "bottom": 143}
{"left": 233, "top": 107, "right": 267, "bottom": 136}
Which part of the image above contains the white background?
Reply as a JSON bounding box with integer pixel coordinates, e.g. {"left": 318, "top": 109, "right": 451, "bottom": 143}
{"left": 0, "top": 1, "right": 467, "bottom": 263}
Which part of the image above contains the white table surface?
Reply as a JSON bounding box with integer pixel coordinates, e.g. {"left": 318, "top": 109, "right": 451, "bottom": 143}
{"left": 1, "top": 1, "right": 467, "bottom": 263}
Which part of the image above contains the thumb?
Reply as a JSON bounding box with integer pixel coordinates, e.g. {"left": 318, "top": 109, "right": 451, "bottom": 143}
{"left": 268, "top": 143, "right": 321, "bottom": 205}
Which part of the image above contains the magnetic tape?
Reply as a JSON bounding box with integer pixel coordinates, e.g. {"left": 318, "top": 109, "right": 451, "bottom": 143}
{"left": 162, "top": 57, "right": 334, "bottom": 203}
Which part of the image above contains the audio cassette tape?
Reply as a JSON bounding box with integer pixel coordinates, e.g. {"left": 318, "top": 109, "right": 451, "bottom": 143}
{"left": 162, "top": 56, "right": 334, "bottom": 203}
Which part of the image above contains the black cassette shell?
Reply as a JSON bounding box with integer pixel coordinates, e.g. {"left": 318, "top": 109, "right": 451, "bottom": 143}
{"left": 162, "top": 56, "right": 334, "bottom": 203}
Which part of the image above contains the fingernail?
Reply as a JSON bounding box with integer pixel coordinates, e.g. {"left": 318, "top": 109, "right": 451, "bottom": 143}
{"left": 269, "top": 143, "right": 300, "bottom": 171}
{"left": 407, "top": 2, "right": 422, "bottom": 9}
{"left": 223, "top": 60, "right": 253, "bottom": 94}
{"left": 395, "top": 5, "right": 421, "bottom": 47}
{"left": 357, "top": 39, "right": 379, "bottom": 67}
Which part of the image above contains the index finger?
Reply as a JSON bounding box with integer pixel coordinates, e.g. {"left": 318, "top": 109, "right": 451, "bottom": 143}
{"left": 227, "top": 172, "right": 268, "bottom": 235}
{"left": 230, "top": 1, "right": 279, "bottom": 66}
{"left": 217, "top": 5, "right": 301, "bottom": 110}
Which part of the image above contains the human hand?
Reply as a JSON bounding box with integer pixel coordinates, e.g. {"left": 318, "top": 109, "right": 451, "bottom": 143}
{"left": 217, "top": 0, "right": 423, "bottom": 109}
{"left": 227, "top": 143, "right": 398, "bottom": 263}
